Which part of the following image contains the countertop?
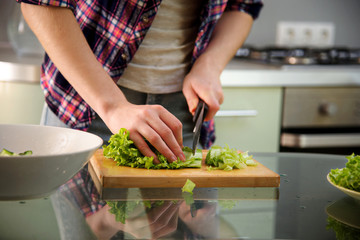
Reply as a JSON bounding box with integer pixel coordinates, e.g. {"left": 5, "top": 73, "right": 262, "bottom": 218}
{"left": 221, "top": 58, "right": 360, "bottom": 87}
{"left": 1, "top": 43, "right": 360, "bottom": 87}
{"left": 48, "top": 152, "right": 359, "bottom": 239}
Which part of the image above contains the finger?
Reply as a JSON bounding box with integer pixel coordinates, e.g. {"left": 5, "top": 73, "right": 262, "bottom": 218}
{"left": 143, "top": 106, "right": 185, "bottom": 162}
{"left": 158, "top": 107, "right": 183, "bottom": 147}
{"left": 182, "top": 84, "right": 199, "bottom": 115}
{"left": 147, "top": 119, "right": 184, "bottom": 162}
{"left": 129, "top": 131, "right": 160, "bottom": 164}
{"left": 203, "top": 90, "right": 223, "bottom": 121}
{"left": 136, "top": 120, "right": 180, "bottom": 163}
{"left": 158, "top": 111, "right": 186, "bottom": 161}
{"left": 204, "top": 100, "right": 220, "bottom": 121}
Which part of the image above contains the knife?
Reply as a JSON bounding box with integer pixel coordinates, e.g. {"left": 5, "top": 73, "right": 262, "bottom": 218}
{"left": 192, "top": 99, "right": 208, "bottom": 155}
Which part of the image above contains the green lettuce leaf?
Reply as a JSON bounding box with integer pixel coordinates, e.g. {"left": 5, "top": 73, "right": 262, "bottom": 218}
{"left": 205, "top": 145, "right": 256, "bottom": 171}
{"left": 103, "top": 128, "right": 202, "bottom": 169}
{"left": 329, "top": 153, "right": 360, "bottom": 192}
{"left": 182, "top": 179, "right": 196, "bottom": 194}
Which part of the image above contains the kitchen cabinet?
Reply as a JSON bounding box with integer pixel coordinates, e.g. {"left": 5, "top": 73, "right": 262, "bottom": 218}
{"left": 0, "top": 81, "right": 44, "bottom": 124}
{"left": 0, "top": 45, "right": 44, "bottom": 125}
{"left": 214, "top": 87, "right": 282, "bottom": 152}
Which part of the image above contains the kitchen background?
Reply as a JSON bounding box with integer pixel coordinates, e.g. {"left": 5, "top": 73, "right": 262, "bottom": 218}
{"left": 1, "top": 0, "right": 360, "bottom": 154}
{"left": 1, "top": 0, "right": 360, "bottom": 46}
{"left": 0, "top": 1, "right": 360, "bottom": 239}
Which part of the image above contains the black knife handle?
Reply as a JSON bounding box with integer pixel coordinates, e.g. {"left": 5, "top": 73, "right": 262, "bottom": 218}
{"left": 193, "top": 99, "right": 208, "bottom": 122}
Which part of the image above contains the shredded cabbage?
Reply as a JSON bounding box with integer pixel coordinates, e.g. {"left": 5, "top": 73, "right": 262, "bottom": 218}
{"left": 329, "top": 153, "right": 360, "bottom": 192}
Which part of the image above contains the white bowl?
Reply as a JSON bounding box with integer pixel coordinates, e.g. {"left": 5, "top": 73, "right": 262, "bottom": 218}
{"left": 327, "top": 173, "right": 360, "bottom": 201}
{"left": 0, "top": 124, "right": 102, "bottom": 200}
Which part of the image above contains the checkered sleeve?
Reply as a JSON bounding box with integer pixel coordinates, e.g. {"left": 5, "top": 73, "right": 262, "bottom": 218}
{"left": 16, "top": 0, "right": 76, "bottom": 11}
{"left": 226, "top": 0, "right": 264, "bottom": 19}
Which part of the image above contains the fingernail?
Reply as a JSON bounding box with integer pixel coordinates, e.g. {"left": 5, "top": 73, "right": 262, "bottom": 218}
{"left": 153, "top": 156, "right": 160, "bottom": 164}
{"left": 180, "top": 152, "right": 186, "bottom": 161}
{"left": 171, "top": 155, "right": 178, "bottom": 162}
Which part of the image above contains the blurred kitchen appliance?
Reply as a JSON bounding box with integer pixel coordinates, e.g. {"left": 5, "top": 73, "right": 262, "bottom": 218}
{"left": 7, "top": 3, "right": 44, "bottom": 56}
{"left": 236, "top": 46, "right": 360, "bottom": 155}
{"left": 235, "top": 46, "right": 360, "bottom": 66}
{"left": 280, "top": 87, "right": 360, "bottom": 155}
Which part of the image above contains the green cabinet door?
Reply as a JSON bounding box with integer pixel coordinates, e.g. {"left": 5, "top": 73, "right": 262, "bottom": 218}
{"left": 214, "top": 87, "right": 282, "bottom": 152}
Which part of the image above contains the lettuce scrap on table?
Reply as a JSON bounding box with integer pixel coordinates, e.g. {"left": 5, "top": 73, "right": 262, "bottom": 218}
{"left": 182, "top": 179, "right": 196, "bottom": 194}
{"left": 329, "top": 153, "right": 360, "bottom": 192}
{"left": 205, "top": 145, "right": 257, "bottom": 171}
{"left": 103, "top": 128, "right": 202, "bottom": 169}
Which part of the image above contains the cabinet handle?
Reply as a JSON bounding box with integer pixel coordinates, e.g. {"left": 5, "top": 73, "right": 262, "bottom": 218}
{"left": 281, "top": 133, "right": 360, "bottom": 148}
{"left": 215, "top": 110, "right": 258, "bottom": 117}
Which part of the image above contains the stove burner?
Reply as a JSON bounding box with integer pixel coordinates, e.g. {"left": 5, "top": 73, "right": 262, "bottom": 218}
{"left": 235, "top": 46, "right": 360, "bottom": 65}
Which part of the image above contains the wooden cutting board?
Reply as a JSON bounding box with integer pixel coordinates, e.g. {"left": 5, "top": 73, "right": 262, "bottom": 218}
{"left": 89, "top": 149, "right": 280, "bottom": 191}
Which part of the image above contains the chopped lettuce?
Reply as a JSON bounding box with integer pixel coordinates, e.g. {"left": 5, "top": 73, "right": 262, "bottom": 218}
{"left": 103, "top": 128, "right": 202, "bottom": 169}
{"left": 182, "top": 179, "right": 196, "bottom": 194}
{"left": 0, "top": 148, "right": 32, "bottom": 156}
{"left": 329, "top": 153, "right": 360, "bottom": 192}
{"left": 182, "top": 179, "right": 196, "bottom": 206}
{"left": 205, "top": 145, "right": 256, "bottom": 171}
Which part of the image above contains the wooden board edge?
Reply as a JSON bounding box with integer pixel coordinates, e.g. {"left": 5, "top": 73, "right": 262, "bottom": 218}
{"left": 103, "top": 174, "right": 280, "bottom": 188}
{"left": 88, "top": 161, "right": 103, "bottom": 198}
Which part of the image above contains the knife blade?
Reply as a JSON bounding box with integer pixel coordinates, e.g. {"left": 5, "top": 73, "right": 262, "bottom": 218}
{"left": 192, "top": 99, "right": 208, "bottom": 155}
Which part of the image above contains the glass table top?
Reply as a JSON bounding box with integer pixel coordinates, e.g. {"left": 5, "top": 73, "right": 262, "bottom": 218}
{"left": 37, "top": 153, "right": 360, "bottom": 239}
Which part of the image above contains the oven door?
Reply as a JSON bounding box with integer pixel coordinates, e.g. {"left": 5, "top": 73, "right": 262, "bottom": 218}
{"left": 280, "top": 87, "right": 360, "bottom": 155}
{"left": 280, "top": 132, "right": 360, "bottom": 154}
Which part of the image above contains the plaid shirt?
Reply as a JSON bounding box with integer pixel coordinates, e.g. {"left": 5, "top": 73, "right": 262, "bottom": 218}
{"left": 18, "top": 0, "right": 263, "bottom": 217}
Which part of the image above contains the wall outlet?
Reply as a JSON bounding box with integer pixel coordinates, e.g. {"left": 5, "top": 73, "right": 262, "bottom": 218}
{"left": 276, "top": 21, "right": 335, "bottom": 47}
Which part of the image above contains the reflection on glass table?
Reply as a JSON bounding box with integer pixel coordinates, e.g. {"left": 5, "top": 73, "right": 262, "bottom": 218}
{"left": 48, "top": 152, "right": 358, "bottom": 240}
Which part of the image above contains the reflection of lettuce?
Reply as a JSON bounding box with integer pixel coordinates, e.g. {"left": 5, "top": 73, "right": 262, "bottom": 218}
{"left": 218, "top": 200, "right": 236, "bottom": 210}
{"left": 329, "top": 154, "right": 360, "bottom": 192}
{"left": 107, "top": 200, "right": 164, "bottom": 224}
{"left": 205, "top": 145, "right": 256, "bottom": 171}
{"left": 103, "top": 128, "right": 202, "bottom": 169}
{"left": 326, "top": 217, "right": 360, "bottom": 240}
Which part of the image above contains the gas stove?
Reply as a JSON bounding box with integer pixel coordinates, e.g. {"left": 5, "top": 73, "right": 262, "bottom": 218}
{"left": 235, "top": 46, "right": 360, "bottom": 66}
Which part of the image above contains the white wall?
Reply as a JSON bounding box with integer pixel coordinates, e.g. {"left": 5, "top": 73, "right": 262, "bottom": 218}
{"left": 246, "top": 0, "right": 360, "bottom": 48}
{"left": 1, "top": 0, "right": 360, "bottom": 47}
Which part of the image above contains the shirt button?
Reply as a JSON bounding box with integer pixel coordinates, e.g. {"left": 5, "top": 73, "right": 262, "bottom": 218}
{"left": 142, "top": 16, "right": 149, "bottom": 23}
{"left": 121, "top": 53, "right": 127, "bottom": 60}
